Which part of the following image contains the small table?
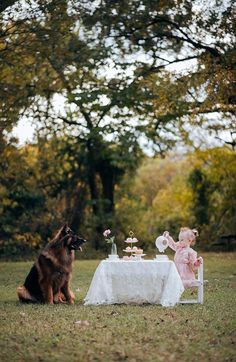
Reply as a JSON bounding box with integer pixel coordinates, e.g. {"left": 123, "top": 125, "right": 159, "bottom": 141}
{"left": 84, "top": 259, "right": 184, "bottom": 307}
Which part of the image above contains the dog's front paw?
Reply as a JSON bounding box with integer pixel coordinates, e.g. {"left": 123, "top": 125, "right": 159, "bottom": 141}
{"left": 68, "top": 291, "right": 75, "bottom": 304}
{"left": 54, "top": 291, "right": 67, "bottom": 304}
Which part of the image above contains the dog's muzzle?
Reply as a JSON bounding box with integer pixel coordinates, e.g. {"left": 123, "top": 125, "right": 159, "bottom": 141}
{"left": 70, "top": 237, "right": 86, "bottom": 251}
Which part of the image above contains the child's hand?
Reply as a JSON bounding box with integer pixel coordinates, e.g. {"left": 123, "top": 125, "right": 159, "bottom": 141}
{"left": 163, "top": 231, "right": 169, "bottom": 238}
{"left": 194, "top": 257, "right": 202, "bottom": 267}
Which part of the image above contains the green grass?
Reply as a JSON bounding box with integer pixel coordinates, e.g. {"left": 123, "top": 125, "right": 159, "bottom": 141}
{"left": 0, "top": 253, "right": 235, "bottom": 362}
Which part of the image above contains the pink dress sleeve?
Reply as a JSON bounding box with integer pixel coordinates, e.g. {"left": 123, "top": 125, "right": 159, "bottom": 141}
{"left": 166, "top": 235, "right": 178, "bottom": 251}
{"left": 188, "top": 248, "right": 198, "bottom": 269}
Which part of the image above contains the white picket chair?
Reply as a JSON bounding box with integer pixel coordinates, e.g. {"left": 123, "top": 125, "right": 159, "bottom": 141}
{"left": 180, "top": 260, "right": 204, "bottom": 304}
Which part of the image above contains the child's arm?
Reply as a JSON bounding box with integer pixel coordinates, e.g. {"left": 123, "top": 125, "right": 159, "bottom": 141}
{"left": 189, "top": 250, "right": 202, "bottom": 269}
{"left": 163, "top": 231, "right": 178, "bottom": 251}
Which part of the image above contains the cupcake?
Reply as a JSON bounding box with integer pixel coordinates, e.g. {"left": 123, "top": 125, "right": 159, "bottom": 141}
{"left": 135, "top": 248, "right": 143, "bottom": 254}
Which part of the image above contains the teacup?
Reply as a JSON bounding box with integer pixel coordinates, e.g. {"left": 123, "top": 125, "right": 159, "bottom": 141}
{"left": 108, "top": 254, "right": 119, "bottom": 260}
{"left": 155, "top": 255, "right": 169, "bottom": 261}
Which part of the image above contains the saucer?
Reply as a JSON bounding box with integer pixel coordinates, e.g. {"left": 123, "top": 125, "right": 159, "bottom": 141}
{"left": 155, "top": 255, "right": 169, "bottom": 261}
{"left": 107, "top": 254, "right": 119, "bottom": 260}
{"left": 132, "top": 254, "right": 146, "bottom": 257}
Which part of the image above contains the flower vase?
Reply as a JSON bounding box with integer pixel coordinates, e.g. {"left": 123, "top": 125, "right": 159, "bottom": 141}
{"left": 111, "top": 242, "right": 117, "bottom": 255}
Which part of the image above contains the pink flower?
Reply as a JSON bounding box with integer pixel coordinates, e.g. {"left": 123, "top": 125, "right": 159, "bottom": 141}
{"left": 103, "top": 229, "right": 111, "bottom": 237}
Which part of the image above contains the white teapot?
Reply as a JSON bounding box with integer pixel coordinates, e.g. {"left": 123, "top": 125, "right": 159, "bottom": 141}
{"left": 155, "top": 235, "right": 168, "bottom": 253}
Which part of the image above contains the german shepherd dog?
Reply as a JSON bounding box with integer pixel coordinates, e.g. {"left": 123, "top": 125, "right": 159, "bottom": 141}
{"left": 17, "top": 225, "right": 86, "bottom": 304}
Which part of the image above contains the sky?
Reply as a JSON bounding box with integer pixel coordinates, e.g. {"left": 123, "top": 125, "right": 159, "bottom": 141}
{"left": 13, "top": 118, "right": 36, "bottom": 144}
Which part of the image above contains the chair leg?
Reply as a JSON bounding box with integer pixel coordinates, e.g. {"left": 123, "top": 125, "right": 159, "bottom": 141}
{"left": 198, "top": 283, "right": 203, "bottom": 304}
{"left": 197, "top": 262, "right": 204, "bottom": 304}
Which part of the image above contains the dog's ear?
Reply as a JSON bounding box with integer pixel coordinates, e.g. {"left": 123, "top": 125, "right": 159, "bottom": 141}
{"left": 60, "top": 224, "right": 70, "bottom": 236}
{"left": 53, "top": 224, "right": 68, "bottom": 241}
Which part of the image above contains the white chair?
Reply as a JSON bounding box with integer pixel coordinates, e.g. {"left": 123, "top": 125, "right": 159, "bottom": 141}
{"left": 180, "top": 260, "right": 204, "bottom": 304}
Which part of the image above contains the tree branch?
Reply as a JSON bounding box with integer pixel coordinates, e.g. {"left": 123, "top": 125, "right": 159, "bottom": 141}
{"left": 138, "top": 55, "right": 199, "bottom": 77}
{"left": 115, "top": 15, "right": 221, "bottom": 58}
{"left": 57, "top": 116, "right": 85, "bottom": 127}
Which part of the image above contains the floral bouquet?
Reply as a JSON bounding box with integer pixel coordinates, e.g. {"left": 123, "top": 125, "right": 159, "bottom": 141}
{"left": 103, "top": 229, "right": 117, "bottom": 256}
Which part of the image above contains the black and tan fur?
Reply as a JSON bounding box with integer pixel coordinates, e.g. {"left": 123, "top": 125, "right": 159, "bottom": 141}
{"left": 17, "top": 225, "right": 86, "bottom": 304}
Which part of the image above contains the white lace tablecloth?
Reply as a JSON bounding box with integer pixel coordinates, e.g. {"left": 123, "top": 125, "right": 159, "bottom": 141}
{"left": 84, "top": 260, "right": 184, "bottom": 307}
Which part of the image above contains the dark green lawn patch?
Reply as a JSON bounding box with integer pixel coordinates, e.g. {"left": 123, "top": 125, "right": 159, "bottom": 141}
{"left": 0, "top": 253, "right": 235, "bottom": 362}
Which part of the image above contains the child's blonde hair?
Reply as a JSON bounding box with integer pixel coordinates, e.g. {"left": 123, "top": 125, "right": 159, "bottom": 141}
{"left": 179, "top": 227, "right": 199, "bottom": 245}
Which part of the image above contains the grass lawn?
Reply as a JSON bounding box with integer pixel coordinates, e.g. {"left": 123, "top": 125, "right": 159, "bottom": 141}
{"left": 0, "top": 253, "right": 235, "bottom": 362}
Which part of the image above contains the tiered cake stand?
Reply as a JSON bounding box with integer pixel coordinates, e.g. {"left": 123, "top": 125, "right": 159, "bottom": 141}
{"left": 123, "top": 236, "right": 146, "bottom": 260}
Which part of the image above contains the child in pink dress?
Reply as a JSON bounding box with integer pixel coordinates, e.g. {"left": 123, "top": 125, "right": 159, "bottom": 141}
{"left": 163, "top": 228, "right": 202, "bottom": 288}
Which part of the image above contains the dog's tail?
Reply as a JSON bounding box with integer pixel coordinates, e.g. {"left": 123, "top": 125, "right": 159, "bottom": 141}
{"left": 17, "top": 286, "right": 37, "bottom": 303}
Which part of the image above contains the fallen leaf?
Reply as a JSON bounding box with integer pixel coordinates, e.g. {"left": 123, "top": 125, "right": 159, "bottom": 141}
{"left": 74, "top": 320, "right": 90, "bottom": 327}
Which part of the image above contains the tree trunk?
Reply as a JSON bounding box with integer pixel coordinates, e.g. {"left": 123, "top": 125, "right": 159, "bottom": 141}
{"left": 69, "top": 184, "right": 87, "bottom": 233}
{"left": 86, "top": 141, "right": 103, "bottom": 249}
{"left": 99, "top": 165, "right": 115, "bottom": 214}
